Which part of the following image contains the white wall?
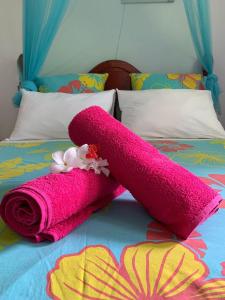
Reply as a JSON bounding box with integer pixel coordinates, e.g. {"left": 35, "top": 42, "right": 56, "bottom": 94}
{"left": 43, "top": 0, "right": 198, "bottom": 74}
{"left": 211, "top": 0, "right": 225, "bottom": 124}
{"left": 0, "top": 0, "right": 224, "bottom": 140}
{"left": 0, "top": 0, "right": 22, "bottom": 139}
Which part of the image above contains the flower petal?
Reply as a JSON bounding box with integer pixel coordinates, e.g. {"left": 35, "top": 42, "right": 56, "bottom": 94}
{"left": 183, "top": 76, "right": 197, "bottom": 89}
{"left": 167, "top": 73, "right": 180, "bottom": 80}
{"left": 221, "top": 262, "right": 225, "bottom": 276}
{"left": 63, "top": 166, "right": 74, "bottom": 173}
{"left": 52, "top": 151, "right": 64, "bottom": 164}
{"left": 77, "top": 144, "right": 89, "bottom": 159}
{"left": 147, "top": 221, "right": 175, "bottom": 241}
{"left": 101, "top": 167, "right": 110, "bottom": 177}
{"left": 197, "top": 279, "right": 225, "bottom": 299}
{"left": 48, "top": 246, "right": 136, "bottom": 300}
{"left": 97, "top": 159, "right": 109, "bottom": 167}
{"left": 184, "top": 238, "right": 207, "bottom": 258}
{"left": 209, "top": 174, "right": 225, "bottom": 186}
{"left": 121, "top": 242, "right": 207, "bottom": 298}
{"left": 50, "top": 163, "right": 66, "bottom": 174}
{"left": 63, "top": 147, "right": 79, "bottom": 167}
{"left": 189, "top": 74, "right": 202, "bottom": 81}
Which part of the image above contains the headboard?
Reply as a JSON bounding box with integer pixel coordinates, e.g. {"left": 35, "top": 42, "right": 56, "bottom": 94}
{"left": 89, "top": 60, "right": 140, "bottom": 90}
{"left": 90, "top": 60, "right": 140, "bottom": 119}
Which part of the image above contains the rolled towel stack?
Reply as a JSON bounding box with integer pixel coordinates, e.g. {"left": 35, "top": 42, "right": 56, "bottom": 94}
{"left": 69, "top": 106, "right": 221, "bottom": 239}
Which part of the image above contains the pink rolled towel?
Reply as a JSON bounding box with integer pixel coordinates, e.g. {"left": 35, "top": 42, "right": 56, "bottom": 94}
{"left": 69, "top": 106, "right": 221, "bottom": 239}
{"left": 0, "top": 169, "right": 124, "bottom": 242}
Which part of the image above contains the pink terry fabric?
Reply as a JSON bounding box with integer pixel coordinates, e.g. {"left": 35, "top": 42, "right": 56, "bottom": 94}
{"left": 0, "top": 169, "right": 124, "bottom": 242}
{"left": 69, "top": 106, "right": 222, "bottom": 239}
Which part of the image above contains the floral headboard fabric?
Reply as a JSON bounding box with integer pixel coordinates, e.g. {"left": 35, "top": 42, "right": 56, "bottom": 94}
{"left": 35, "top": 73, "right": 109, "bottom": 94}
{"left": 130, "top": 73, "right": 205, "bottom": 90}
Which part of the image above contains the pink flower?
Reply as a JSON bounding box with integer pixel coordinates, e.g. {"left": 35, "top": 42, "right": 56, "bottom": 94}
{"left": 199, "top": 174, "right": 225, "bottom": 208}
{"left": 147, "top": 221, "right": 207, "bottom": 258}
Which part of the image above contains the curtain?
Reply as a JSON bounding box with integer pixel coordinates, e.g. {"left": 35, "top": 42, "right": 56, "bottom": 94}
{"left": 183, "top": 0, "right": 220, "bottom": 112}
{"left": 13, "top": 0, "right": 70, "bottom": 107}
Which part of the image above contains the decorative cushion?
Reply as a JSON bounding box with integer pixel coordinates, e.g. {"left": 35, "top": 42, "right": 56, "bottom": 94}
{"left": 130, "top": 73, "right": 205, "bottom": 90}
{"left": 35, "top": 73, "right": 109, "bottom": 94}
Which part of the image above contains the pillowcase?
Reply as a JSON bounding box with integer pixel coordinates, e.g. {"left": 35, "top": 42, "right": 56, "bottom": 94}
{"left": 10, "top": 89, "right": 115, "bottom": 140}
{"left": 130, "top": 73, "right": 205, "bottom": 90}
{"left": 35, "top": 73, "right": 109, "bottom": 94}
{"left": 117, "top": 89, "right": 225, "bottom": 139}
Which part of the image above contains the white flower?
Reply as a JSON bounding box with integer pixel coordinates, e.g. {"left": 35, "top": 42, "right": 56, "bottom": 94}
{"left": 50, "top": 147, "right": 81, "bottom": 174}
{"left": 77, "top": 144, "right": 89, "bottom": 160}
{"left": 50, "top": 144, "right": 110, "bottom": 176}
{"left": 88, "top": 158, "right": 110, "bottom": 177}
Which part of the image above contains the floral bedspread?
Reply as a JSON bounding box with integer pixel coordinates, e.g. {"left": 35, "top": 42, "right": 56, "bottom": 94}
{"left": 0, "top": 139, "right": 225, "bottom": 300}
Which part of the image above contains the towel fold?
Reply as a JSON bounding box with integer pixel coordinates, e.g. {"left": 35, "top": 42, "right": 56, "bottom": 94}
{"left": 0, "top": 169, "right": 124, "bottom": 242}
{"left": 69, "top": 106, "right": 221, "bottom": 239}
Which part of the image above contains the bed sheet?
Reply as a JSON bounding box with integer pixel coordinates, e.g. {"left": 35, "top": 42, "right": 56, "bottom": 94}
{"left": 0, "top": 139, "right": 225, "bottom": 300}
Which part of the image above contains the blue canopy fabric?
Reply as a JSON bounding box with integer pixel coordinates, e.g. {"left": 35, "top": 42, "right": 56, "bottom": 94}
{"left": 13, "top": 0, "right": 70, "bottom": 107}
{"left": 13, "top": 0, "right": 220, "bottom": 113}
{"left": 183, "top": 0, "right": 221, "bottom": 112}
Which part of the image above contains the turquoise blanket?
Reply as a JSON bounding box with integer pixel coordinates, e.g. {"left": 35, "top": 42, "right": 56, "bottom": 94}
{"left": 0, "top": 140, "right": 225, "bottom": 299}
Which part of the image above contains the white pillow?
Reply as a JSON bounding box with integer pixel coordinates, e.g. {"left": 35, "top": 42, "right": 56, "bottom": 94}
{"left": 10, "top": 89, "right": 115, "bottom": 140}
{"left": 117, "top": 89, "right": 225, "bottom": 139}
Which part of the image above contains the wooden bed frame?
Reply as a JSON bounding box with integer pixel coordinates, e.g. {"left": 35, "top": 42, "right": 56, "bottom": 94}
{"left": 90, "top": 60, "right": 140, "bottom": 119}
{"left": 90, "top": 60, "right": 140, "bottom": 90}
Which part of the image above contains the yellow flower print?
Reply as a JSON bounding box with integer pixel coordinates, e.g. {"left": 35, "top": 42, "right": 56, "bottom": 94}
{"left": 28, "top": 149, "right": 49, "bottom": 154}
{"left": 0, "top": 219, "right": 20, "bottom": 250}
{"left": 0, "top": 157, "right": 22, "bottom": 169}
{"left": 47, "top": 242, "right": 207, "bottom": 300}
{"left": 210, "top": 139, "right": 225, "bottom": 149}
{"left": 131, "top": 73, "right": 151, "bottom": 90}
{"left": 174, "top": 152, "right": 225, "bottom": 165}
{"left": 197, "top": 279, "right": 225, "bottom": 299}
{"left": 0, "top": 142, "right": 43, "bottom": 148}
{"left": 79, "top": 74, "right": 108, "bottom": 91}
{"left": 167, "top": 73, "right": 203, "bottom": 89}
{"left": 38, "top": 86, "right": 49, "bottom": 93}
{"left": 0, "top": 157, "right": 49, "bottom": 180}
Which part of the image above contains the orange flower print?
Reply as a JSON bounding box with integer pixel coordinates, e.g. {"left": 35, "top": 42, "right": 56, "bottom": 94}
{"left": 199, "top": 174, "right": 225, "bottom": 208}
{"left": 58, "top": 80, "right": 95, "bottom": 94}
{"left": 167, "top": 73, "right": 205, "bottom": 90}
{"left": 151, "top": 140, "right": 193, "bottom": 153}
{"left": 70, "top": 80, "right": 81, "bottom": 90}
{"left": 48, "top": 242, "right": 211, "bottom": 300}
{"left": 147, "top": 221, "right": 207, "bottom": 258}
{"left": 86, "top": 144, "right": 99, "bottom": 159}
{"left": 58, "top": 85, "right": 73, "bottom": 93}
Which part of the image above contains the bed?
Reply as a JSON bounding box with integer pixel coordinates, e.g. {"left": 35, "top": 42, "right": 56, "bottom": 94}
{"left": 1, "top": 61, "right": 225, "bottom": 300}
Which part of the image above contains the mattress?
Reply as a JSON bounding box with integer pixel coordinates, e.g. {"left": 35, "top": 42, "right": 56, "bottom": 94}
{"left": 0, "top": 139, "right": 225, "bottom": 300}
